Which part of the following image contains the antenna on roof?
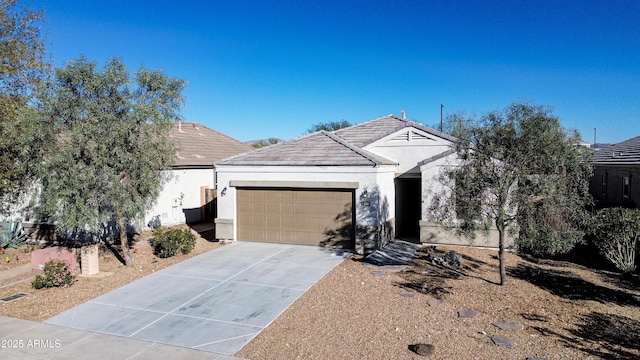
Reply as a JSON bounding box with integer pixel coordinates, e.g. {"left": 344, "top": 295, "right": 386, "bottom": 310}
{"left": 440, "top": 104, "right": 444, "bottom": 132}
{"left": 593, "top": 128, "right": 596, "bottom": 146}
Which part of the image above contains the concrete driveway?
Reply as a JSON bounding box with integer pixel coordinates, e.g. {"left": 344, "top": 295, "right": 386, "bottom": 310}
{"left": 45, "top": 242, "right": 348, "bottom": 356}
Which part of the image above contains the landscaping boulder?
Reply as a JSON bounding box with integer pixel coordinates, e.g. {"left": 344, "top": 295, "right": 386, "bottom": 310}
{"left": 409, "top": 343, "right": 435, "bottom": 356}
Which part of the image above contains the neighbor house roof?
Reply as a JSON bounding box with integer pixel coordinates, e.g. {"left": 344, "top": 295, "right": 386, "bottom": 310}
{"left": 170, "top": 122, "right": 253, "bottom": 167}
{"left": 216, "top": 115, "right": 451, "bottom": 167}
{"left": 593, "top": 136, "right": 640, "bottom": 165}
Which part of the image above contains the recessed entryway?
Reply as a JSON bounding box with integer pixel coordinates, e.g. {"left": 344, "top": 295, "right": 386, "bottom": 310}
{"left": 395, "top": 178, "right": 421, "bottom": 241}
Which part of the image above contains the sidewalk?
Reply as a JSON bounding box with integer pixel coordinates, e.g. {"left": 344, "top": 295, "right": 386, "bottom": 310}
{"left": 0, "top": 315, "right": 245, "bottom": 360}
{"left": 0, "top": 264, "right": 32, "bottom": 290}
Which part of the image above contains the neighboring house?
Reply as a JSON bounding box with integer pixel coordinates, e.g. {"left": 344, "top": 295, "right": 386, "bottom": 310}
{"left": 144, "top": 122, "right": 253, "bottom": 228}
{"left": 589, "top": 136, "right": 640, "bottom": 208}
{"left": 214, "top": 114, "right": 460, "bottom": 254}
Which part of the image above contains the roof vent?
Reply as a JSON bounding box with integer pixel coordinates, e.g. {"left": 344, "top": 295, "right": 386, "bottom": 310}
{"left": 612, "top": 151, "right": 624, "bottom": 158}
{"left": 401, "top": 110, "right": 406, "bottom": 119}
{"left": 178, "top": 119, "right": 184, "bottom": 133}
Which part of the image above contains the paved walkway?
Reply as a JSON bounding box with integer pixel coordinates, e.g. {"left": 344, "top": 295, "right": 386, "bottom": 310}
{"left": 44, "top": 242, "right": 348, "bottom": 356}
{"left": 1, "top": 315, "right": 241, "bottom": 360}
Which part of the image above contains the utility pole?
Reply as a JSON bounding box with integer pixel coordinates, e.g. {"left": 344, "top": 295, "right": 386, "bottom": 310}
{"left": 440, "top": 104, "right": 444, "bottom": 132}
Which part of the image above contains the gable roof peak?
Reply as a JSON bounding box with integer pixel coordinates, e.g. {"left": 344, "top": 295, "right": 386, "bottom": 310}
{"left": 333, "top": 114, "right": 457, "bottom": 147}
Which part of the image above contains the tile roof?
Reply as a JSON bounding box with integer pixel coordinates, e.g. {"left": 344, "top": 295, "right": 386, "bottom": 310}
{"left": 216, "top": 131, "right": 396, "bottom": 166}
{"left": 334, "top": 114, "right": 457, "bottom": 147}
{"left": 216, "top": 114, "right": 454, "bottom": 167}
{"left": 170, "top": 122, "right": 253, "bottom": 167}
{"left": 593, "top": 135, "right": 640, "bottom": 165}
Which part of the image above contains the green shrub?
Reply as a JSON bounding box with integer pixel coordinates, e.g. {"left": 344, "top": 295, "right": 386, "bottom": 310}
{"left": 590, "top": 207, "right": 640, "bottom": 273}
{"left": 32, "top": 260, "right": 76, "bottom": 289}
{"left": 151, "top": 227, "right": 196, "bottom": 258}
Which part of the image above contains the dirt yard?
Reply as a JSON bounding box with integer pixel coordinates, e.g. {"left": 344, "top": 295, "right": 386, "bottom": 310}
{"left": 237, "top": 246, "right": 640, "bottom": 360}
{"left": 1, "top": 234, "right": 638, "bottom": 359}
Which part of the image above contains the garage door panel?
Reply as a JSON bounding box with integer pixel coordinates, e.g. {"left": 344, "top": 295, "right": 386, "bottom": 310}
{"left": 237, "top": 188, "right": 353, "bottom": 248}
{"left": 280, "top": 216, "right": 295, "bottom": 229}
{"left": 294, "top": 203, "right": 309, "bottom": 214}
{"left": 280, "top": 203, "right": 294, "bottom": 214}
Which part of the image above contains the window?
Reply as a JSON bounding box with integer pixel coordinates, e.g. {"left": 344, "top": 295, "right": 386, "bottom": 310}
{"left": 622, "top": 176, "right": 630, "bottom": 202}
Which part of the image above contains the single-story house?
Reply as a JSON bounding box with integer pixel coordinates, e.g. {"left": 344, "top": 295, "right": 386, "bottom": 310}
{"left": 589, "top": 135, "right": 640, "bottom": 208}
{"left": 15, "top": 121, "right": 252, "bottom": 240}
{"left": 214, "top": 114, "right": 462, "bottom": 254}
{"left": 143, "top": 122, "right": 254, "bottom": 228}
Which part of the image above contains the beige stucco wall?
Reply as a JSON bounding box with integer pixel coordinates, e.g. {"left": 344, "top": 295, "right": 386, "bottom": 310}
{"left": 419, "top": 221, "right": 515, "bottom": 248}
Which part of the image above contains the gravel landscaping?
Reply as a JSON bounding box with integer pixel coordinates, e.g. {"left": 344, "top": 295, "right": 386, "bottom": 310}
{"left": 1, "top": 232, "right": 639, "bottom": 359}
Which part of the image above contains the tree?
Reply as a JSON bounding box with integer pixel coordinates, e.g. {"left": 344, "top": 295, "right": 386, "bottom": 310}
{"left": 251, "top": 137, "right": 280, "bottom": 148}
{"left": 429, "top": 102, "right": 593, "bottom": 285}
{"left": 0, "top": 0, "right": 49, "bottom": 215}
{"left": 36, "top": 56, "right": 185, "bottom": 267}
{"left": 305, "top": 119, "right": 351, "bottom": 134}
{"left": 431, "top": 111, "right": 475, "bottom": 139}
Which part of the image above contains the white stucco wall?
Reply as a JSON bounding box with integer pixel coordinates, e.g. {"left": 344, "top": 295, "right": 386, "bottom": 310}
{"left": 419, "top": 152, "right": 459, "bottom": 221}
{"left": 365, "top": 129, "right": 453, "bottom": 175}
{"left": 144, "top": 168, "right": 215, "bottom": 228}
{"left": 214, "top": 165, "right": 397, "bottom": 241}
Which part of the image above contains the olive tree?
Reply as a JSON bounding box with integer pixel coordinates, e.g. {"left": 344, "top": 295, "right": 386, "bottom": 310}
{"left": 429, "top": 102, "right": 593, "bottom": 285}
{"left": 36, "top": 56, "right": 184, "bottom": 266}
{"left": 0, "top": 0, "right": 49, "bottom": 215}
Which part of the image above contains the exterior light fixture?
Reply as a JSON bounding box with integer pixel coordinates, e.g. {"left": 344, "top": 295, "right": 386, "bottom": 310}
{"left": 221, "top": 187, "right": 227, "bottom": 196}
{"left": 360, "top": 189, "right": 368, "bottom": 200}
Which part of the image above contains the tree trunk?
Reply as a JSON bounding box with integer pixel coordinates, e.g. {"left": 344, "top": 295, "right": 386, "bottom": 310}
{"left": 115, "top": 206, "right": 134, "bottom": 267}
{"left": 498, "top": 226, "right": 507, "bottom": 286}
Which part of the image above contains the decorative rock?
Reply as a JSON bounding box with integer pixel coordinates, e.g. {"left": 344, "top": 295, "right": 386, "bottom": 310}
{"left": 493, "top": 321, "right": 525, "bottom": 331}
{"left": 408, "top": 343, "right": 435, "bottom": 356}
{"left": 427, "top": 299, "right": 445, "bottom": 306}
{"left": 458, "top": 309, "right": 479, "bottom": 318}
{"left": 400, "top": 291, "right": 416, "bottom": 298}
{"left": 371, "top": 271, "right": 385, "bottom": 276}
{"left": 491, "top": 335, "right": 515, "bottom": 348}
{"left": 443, "top": 250, "right": 462, "bottom": 267}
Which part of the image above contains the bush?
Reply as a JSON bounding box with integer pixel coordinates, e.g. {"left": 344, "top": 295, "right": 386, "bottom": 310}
{"left": 151, "top": 227, "right": 196, "bottom": 258}
{"left": 590, "top": 207, "right": 640, "bottom": 273}
{"left": 32, "top": 260, "right": 76, "bottom": 289}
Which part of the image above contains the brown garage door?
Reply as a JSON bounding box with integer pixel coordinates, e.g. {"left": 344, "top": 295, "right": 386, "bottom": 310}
{"left": 237, "top": 188, "right": 354, "bottom": 248}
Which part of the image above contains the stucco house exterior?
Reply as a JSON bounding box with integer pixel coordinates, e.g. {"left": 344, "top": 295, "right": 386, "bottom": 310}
{"left": 214, "top": 115, "right": 461, "bottom": 253}
{"left": 143, "top": 122, "right": 253, "bottom": 228}
{"left": 589, "top": 135, "right": 640, "bottom": 208}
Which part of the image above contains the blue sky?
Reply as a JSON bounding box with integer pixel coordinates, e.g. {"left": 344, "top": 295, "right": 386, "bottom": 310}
{"left": 24, "top": 0, "right": 639, "bottom": 144}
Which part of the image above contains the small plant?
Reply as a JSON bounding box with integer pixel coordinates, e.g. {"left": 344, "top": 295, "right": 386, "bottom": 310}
{"left": 150, "top": 227, "right": 196, "bottom": 258}
{"left": 32, "top": 260, "right": 76, "bottom": 289}
{"left": 590, "top": 207, "right": 640, "bottom": 274}
{"left": 1, "top": 218, "right": 28, "bottom": 250}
